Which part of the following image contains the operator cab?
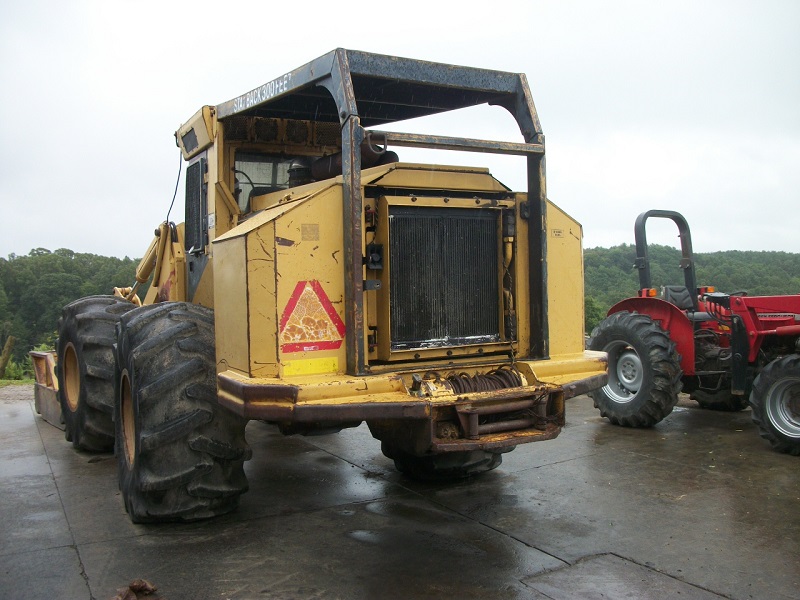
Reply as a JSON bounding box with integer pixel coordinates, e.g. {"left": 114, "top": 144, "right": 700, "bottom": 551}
{"left": 233, "top": 151, "right": 296, "bottom": 212}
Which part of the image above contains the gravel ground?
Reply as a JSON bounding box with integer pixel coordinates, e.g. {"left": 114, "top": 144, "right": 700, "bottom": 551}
{"left": 0, "top": 384, "right": 34, "bottom": 403}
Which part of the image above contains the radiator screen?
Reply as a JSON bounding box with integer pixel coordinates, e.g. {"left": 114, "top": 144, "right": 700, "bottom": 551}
{"left": 389, "top": 206, "right": 500, "bottom": 350}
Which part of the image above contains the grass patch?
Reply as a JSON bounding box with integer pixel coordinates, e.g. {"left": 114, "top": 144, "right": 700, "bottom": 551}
{"left": 0, "top": 379, "right": 35, "bottom": 388}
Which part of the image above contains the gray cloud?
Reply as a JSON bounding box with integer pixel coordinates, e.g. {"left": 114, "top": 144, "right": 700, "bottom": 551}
{"left": 1, "top": 0, "right": 797, "bottom": 258}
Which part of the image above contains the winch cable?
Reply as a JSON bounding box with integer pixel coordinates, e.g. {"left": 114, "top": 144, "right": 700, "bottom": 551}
{"left": 445, "top": 367, "right": 523, "bottom": 394}
{"left": 165, "top": 150, "right": 183, "bottom": 223}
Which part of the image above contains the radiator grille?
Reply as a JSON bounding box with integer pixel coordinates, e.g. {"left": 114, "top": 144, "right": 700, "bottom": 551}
{"left": 184, "top": 160, "right": 205, "bottom": 252}
{"left": 389, "top": 206, "right": 500, "bottom": 350}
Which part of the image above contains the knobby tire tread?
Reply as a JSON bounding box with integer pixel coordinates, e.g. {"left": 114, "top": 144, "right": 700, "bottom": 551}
{"left": 749, "top": 354, "right": 800, "bottom": 456}
{"left": 588, "top": 311, "right": 682, "bottom": 428}
{"left": 115, "top": 302, "right": 251, "bottom": 522}
{"left": 56, "top": 295, "right": 136, "bottom": 451}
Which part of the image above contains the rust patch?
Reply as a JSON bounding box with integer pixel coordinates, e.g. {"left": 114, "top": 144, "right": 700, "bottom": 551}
{"left": 155, "top": 271, "right": 174, "bottom": 303}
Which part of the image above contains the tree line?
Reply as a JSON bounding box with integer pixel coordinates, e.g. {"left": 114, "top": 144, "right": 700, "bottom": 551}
{"left": 584, "top": 243, "right": 800, "bottom": 332}
{"left": 1, "top": 244, "right": 798, "bottom": 378}
{"left": 0, "top": 249, "right": 138, "bottom": 377}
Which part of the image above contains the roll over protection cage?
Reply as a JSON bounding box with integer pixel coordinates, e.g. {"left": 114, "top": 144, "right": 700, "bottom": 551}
{"left": 633, "top": 210, "right": 699, "bottom": 311}
{"left": 215, "top": 49, "right": 549, "bottom": 376}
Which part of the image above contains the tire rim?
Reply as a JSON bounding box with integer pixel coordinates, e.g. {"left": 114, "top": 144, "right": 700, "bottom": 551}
{"left": 765, "top": 376, "right": 800, "bottom": 439}
{"left": 602, "top": 341, "right": 643, "bottom": 404}
{"left": 63, "top": 343, "right": 80, "bottom": 413}
{"left": 120, "top": 370, "right": 136, "bottom": 467}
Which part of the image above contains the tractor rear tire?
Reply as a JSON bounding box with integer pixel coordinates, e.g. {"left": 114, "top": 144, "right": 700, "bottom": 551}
{"left": 381, "top": 442, "right": 504, "bottom": 481}
{"left": 56, "top": 295, "right": 136, "bottom": 452}
{"left": 115, "top": 302, "right": 251, "bottom": 523}
{"left": 588, "top": 311, "right": 682, "bottom": 427}
{"left": 749, "top": 355, "right": 800, "bottom": 456}
{"left": 691, "top": 389, "right": 749, "bottom": 412}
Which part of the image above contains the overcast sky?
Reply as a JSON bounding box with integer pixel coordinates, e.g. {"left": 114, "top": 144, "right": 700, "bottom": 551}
{"left": 1, "top": 0, "right": 798, "bottom": 260}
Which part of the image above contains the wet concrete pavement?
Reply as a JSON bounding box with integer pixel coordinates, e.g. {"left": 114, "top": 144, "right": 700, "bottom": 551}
{"left": 1, "top": 384, "right": 797, "bottom": 600}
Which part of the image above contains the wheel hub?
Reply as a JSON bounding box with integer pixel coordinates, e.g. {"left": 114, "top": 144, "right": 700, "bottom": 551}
{"left": 120, "top": 370, "right": 136, "bottom": 467}
{"left": 766, "top": 377, "right": 800, "bottom": 439}
{"left": 603, "top": 341, "right": 643, "bottom": 404}
{"left": 618, "top": 351, "right": 643, "bottom": 388}
{"left": 63, "top": 343, "right": 80, "bottom": 413}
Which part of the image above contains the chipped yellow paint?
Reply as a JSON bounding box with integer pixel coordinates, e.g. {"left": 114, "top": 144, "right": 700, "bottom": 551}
{"left": 275, "top": 186, "right": 346, "bottom": 370}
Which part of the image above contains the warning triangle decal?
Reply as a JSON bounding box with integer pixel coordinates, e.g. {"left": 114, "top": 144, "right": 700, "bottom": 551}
{"left": 279, "top": 280, "right": 346, "bottom": 353}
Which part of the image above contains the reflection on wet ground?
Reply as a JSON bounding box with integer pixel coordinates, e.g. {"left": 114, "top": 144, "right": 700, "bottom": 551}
{"left": 1, "top": 387, "right": 797, "bottom": 599}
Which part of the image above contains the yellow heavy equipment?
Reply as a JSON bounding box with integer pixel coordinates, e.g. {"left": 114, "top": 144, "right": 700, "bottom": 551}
{"left": 51, "top": 49, "right": 607, "bottom": 522}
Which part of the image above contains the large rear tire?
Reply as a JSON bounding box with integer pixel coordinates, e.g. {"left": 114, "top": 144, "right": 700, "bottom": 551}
{"left": 749, "top": 355, "right": 800, "bottom": 456}
{"left": 115, "top": 302, "right": 251, "bottom": 523}
{"left": 56, "top": 296, "right": 136, "bottom": 451}
{"left": 588, "top": 311, "right": 682, "bottom": 427}
{"left": 381, "top": 442, "right": 504, "bottom": 481}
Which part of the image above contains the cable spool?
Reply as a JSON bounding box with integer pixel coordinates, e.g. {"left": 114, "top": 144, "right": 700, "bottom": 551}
{"left": 443, "top": 367, "right": 522, "bottom": 394}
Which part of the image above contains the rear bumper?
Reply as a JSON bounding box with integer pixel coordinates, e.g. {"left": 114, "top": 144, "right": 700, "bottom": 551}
{"left": 217, "top": 351, "right": 607, "bottom": 453}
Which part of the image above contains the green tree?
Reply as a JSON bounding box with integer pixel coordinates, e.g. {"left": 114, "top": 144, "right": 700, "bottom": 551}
{"left": 0, "top": 249, "right": 139, "bottom": 366}
{"left": 585, "top": 296, "right": 606, "bottom": 334}
{"left": 585, "top": 244, "right": 800, "bottom": 314}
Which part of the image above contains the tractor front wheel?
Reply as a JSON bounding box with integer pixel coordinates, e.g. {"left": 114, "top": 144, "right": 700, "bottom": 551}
{"left": 56, "top": 296, "right": 136, "bottom": 451}
{"left": 588, "top": 311, "right": 682, "bottom": 427}
{"left": 115, "top": 302, "right": 251, "bottom": 523}
{"left": 749, "top": 355, "right": 800, "bottom": 456}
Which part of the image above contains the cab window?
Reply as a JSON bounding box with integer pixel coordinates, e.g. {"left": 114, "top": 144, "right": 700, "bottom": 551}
{"left": 233, "top": 152, "right": 292, "bottom": 212}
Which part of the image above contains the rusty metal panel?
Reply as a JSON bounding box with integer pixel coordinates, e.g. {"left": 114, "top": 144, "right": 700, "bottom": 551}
{"left": 214, "top": 49, "right": 539, "bottom": 130}
{"left": 34, "top": 384, "right": 64, "bottom": 430}
{"left": 375, "top": 131, "right": 544, "bottom": 156}
{"left": 29, "top": 351, "right": 65, "bottom": 430}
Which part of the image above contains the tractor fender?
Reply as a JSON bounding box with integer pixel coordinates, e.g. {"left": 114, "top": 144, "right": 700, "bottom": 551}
{"left": 607, "top": 297, "right": 695, "bottom": 375}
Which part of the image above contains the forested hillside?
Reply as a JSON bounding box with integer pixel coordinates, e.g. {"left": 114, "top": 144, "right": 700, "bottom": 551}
{"left": 0, "top": 249, "right": 138, "bottom": 375}
{"left": 2, "top": 244, "right": 798, "bottom": 378}
{"left": 585, "top": 244, "right": 800, "bottom": 331}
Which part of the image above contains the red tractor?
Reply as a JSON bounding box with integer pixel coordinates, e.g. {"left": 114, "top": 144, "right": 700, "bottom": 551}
{"left": 588, "top": 210, "right": 800, "bottom": 455}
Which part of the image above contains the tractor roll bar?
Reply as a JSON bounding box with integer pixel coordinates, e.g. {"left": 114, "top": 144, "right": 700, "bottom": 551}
{"left": 634, "top": 210, "right": 699, "bottom": 311}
